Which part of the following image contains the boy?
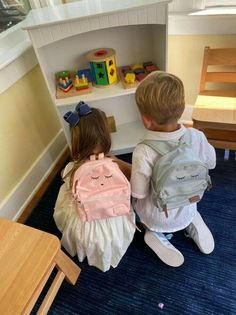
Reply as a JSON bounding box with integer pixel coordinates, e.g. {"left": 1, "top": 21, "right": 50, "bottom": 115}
{"left": 131, "top": 72, "right": 216, "bottom": 267}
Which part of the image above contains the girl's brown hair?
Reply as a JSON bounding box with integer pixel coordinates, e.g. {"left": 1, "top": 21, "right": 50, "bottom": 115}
{"left": 135, "top": 71, "right": 185, "bottom": 125}
{"left": 68, "top": 108, "right": 111, "bottom": 186}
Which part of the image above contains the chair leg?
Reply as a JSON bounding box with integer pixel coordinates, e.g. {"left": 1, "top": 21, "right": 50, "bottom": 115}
{"left": 55, "top": 249, "right": 81, "bottom": 285}
{"left": 36, "top": 250, "right": 81, "bottom": 315}
{"left": 36, "top": 270, "right": 65, "bottom": 315}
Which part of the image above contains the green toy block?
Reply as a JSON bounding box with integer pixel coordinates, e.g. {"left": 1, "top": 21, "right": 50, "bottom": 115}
{"left": 93, "top": 62, "right": 108, "bottom": 85}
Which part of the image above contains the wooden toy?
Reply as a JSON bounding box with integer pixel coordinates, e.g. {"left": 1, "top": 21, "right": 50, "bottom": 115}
{"left": 124, "top": 73, "right": 136, "bottom": 84}
{"left": 56, "top": 71, "right": 73, "bottom": 93}
{"left": 136, "top": 73, "right": 147, "bottom": 82}
{"left": 77, "top": 68, "right": 93, "bottom": 82}
{"left": 143, "top": 61, "right": 159, "bottom": 73}
{"left": 56, "top": 70, "right": 71, "bottom": 79}
{"left": 133, "top": 68, "right": 145, "bottom": 75}
{"left": 118, "top": 62, "right": 159, "bottom": 89}
{"left": 86, "top": 48, "right": 118, "bottom": 87}
{"left": 74, "top": 74, "right": 89, "bottom": 90}
{"left": 121, "top": 66, "right": 132, "bottom": 74}
{"left": 56, "top": 70, "right": 92, "bottom": 99}
{"left": 143, "top": 61, "right": 153, "bottom": 68}
{"left": 132, "top": 63, "right": 143, "bottom": 71}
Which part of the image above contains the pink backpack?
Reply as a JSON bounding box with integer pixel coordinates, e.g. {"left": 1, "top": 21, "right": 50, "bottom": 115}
{"left": 72, "top": 154, "right": 131, "bottom": 222}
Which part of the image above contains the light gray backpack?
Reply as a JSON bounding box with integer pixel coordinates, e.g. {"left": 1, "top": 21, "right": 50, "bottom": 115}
{"left": 141, "top": 129, "right": 212, "bottom": 218}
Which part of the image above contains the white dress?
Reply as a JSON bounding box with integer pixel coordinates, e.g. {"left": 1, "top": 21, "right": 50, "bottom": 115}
{"left": 54, "top": 162, "right": 136, "bottom": 272}
{"left": 131, "top": 125, "right": 216, "bottom": 233}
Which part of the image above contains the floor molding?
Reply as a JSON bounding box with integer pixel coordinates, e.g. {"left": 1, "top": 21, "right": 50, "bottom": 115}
{"left": 17, "top": 147, "right": 69, "bottom": 223}
{"left": 0, "top": 130, "right": 69, "bottom": 221}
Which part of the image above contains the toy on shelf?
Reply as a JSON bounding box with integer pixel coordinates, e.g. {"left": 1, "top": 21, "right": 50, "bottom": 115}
{"left": 77, "top": 68, "right": 93, "bottom": 83}
{"left": 86, "top": 48, "right": 118, "bottom": 88}
{"left": 56, "top": 71, "right": 73, "bottom": 92}
{"left": 74, "top": 74, "right": 89, "bottom": 90}
{"left": 56, "top": 70, "right": 92, "bottom": 99}
{"left": 143, "top": 61, "right": 159, "bottom": 73}
{"left": 118, "top": 61, "right": 159, "bottom": 89}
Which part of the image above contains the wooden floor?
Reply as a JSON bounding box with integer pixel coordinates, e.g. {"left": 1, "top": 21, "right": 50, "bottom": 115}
{"left": 17, "top": 147, "right": 70, "bottom": 223}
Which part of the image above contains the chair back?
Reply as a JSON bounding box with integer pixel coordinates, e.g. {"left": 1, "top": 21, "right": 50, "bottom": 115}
{"left": 199, "top": 46, "right": 236, "bottom": 97}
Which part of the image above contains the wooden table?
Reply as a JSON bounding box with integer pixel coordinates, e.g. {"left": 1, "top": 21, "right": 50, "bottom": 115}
{"left": 0, "top": 218, "right": 81, "bottom": 315}
{"left": 192, "top": 95, "right": 236, "bottom": 150}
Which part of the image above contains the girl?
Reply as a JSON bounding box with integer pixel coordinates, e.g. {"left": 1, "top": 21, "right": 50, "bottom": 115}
{"left": 54, "top": 101, "right": 135, "bottom": 272}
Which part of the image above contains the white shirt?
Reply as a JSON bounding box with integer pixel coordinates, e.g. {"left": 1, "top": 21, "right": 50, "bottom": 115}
{"left": 131, "top": 125, "right": 216, "bottom": 233}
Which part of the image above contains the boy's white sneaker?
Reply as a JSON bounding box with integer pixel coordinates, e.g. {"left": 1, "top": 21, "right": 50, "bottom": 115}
{"left": 144, "top": 231, "right": 184, "bottom": 267}
{"left": 185, "top": 211, "right": 215, "bottom": 254}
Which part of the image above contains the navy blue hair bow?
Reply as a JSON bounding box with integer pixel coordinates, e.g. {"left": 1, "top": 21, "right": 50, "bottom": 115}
{"left": 63, "top": 101, "right": 92, "bottom": 127}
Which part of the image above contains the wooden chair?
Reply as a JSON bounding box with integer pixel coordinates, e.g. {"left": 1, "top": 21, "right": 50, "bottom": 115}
{"left": 192, "top": 46, "right": 236, "bottom": 150}
{"left": 0, "top": 218, "right": 81, "bottom": 315}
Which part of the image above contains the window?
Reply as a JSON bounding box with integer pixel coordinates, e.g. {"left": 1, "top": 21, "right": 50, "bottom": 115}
{"left": 206, "top": 0, "right": 236, "bottom": 6}
{"left": 0, "top": 0, "right": 30, "bottom": 33}
{"left": 169, "top": 0, "right": 236, "bottom": 13}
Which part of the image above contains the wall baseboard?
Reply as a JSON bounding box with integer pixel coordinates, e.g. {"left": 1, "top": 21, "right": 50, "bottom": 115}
{"left": 0, "top": 130, "right": 68, "bottom": 221}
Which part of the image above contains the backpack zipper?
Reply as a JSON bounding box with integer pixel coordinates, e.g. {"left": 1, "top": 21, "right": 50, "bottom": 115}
{"left": 77, "top": 194, "right": 130, "bottom": 204}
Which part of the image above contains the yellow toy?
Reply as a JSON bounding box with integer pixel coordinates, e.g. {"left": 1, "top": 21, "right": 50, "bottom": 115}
{"left": 124, "top": 72, "right": 136, "bottom": 84}
{"left": 132, "top": 63, "right": 143, "bottom": 71}
{"left": 74, "top": 74, "right": 89, "bottom": 90}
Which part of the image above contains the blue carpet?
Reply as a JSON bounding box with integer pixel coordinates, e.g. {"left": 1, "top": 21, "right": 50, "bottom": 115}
{"left": 26, "top": 149, "right": 236, "bottom": 315}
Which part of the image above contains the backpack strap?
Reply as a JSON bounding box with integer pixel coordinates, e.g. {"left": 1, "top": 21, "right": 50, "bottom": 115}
{"left": 179, "top": 128, "right": 192, "bottom": 146}
{"left": 140, "top": 128, "right": 192, "bottom": 156}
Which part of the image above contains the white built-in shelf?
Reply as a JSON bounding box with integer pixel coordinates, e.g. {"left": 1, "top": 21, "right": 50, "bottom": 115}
{"left": 111, "top": 120, "right": 146, "bottom": 155}
{"left": 55, "top": 81, "right": 136, "bottom": 107}
{"left": 23, "top": 0, "right": 170, "bottom": 154}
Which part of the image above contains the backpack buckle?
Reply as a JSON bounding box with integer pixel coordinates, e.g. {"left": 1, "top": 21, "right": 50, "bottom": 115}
{"left": 163, "top": 205, "right": 168, "bottom": 218}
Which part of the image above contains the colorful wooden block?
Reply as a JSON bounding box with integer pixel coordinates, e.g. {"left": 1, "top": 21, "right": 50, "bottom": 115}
{"left": 87, "top": 48, "right": 118, "bottom": 87}
{"left": 105, "top": 56, "right": 117, "bottom": 85}
{"left": 134, "top": 68, "right": 145, "bottom": 75}
{"left": 121, "top": 66, "right": 132, "bottom": 73}
{"left": 77, "top": 68, "right": 93, "bottom": 82}
{"left": 74, "top": 74, "right": 89, "bottom": 90}
{"left": 143, "top": 61, "right": 154, "bottom": 68}
{"left": 136, "top": 73, "right": 147, "bottom": 81}
{"left": 132, "top": 63, "right": 143, "bottom": 71}
{"left": 145, "top": 64, "right": 159, "bottom": 73}
{"left": 123, "top": 69, "right": 134, "bottom": 76}
{"left": 58, "top": 77, "right": 73, "bottom": 92}
{"left": 124, "top": 72, "right": 136, "bottom": 84}
{"left": 93, "top": 61, "right": 109, "bottom": 85}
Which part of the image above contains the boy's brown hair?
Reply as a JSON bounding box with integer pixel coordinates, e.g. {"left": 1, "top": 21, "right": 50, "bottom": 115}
{"left": 135, "top": 71, "right": 185, "bottom": 125}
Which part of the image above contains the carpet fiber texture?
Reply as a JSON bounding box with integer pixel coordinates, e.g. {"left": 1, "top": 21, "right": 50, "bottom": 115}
{"left": 26, "top": 150, "right": 236, "bottom": 315}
